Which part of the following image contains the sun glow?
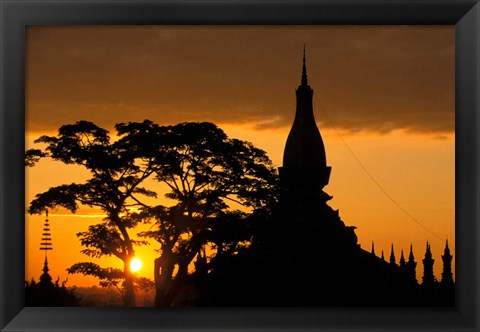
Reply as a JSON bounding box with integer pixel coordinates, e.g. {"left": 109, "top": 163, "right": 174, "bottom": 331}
{"left": 130, "top": 258, "right": 142, "bottom": 273}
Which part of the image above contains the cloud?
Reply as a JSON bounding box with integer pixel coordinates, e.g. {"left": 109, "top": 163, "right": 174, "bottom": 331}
{"left": 26, "top": 26, "right": 454, "bottom": 135}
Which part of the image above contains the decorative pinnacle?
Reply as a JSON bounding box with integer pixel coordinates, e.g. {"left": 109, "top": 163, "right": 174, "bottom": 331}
{"left": 390, "top": 244, "right": 396, "bottom": 264}
{"left": 408, "top": 244, "right": 415, "bottom": 262}
{"left": 301, "top": 44, "right": 308, "bottom": 86}
{"left": 444, "top": 239, "right": 451, "bottom": 255}
{"left": 400, "top": 250, "right": 406, "bottom": 265}
{"left": 43, "top": 257, "right": 49, "bottom": 274}
{"left": 425, "top": 241, "right": 433, "bottom": 259}
{"left": 40, "top": 209, "right": 53, "bottom": 257}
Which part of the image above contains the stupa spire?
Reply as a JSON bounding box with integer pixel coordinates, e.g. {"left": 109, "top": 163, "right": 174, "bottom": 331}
{"left": 280, "top": 46, "right": 331, "bottom": 194}
{"left": 389, "top": 244, "right": 396, "bottom": 265}
{"left": 406, "top": 244, "right": 418, "bottom": 284}
{"left": 399, "top": 250, "right": 406, "bottom": 266}
{"left": 422, "top": 241, "right": 435, "bottom": 287}
{"left": 301, "top": 44, "right": 308, "bottom": 86}
{"left": 441, "top": 239, "right": 454, "bottom": 286}
{"left": 40, "top": 209, "right": 53, "bottom": 257}
{"left": 408, "top": 244, "right": 415, "bottom": 262}
{"left": 39, "top": 210, "right": 53, "bottom": 285}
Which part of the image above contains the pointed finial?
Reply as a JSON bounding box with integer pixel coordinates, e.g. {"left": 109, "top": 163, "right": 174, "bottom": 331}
{"left": 43, "top": 256, "right": 49, "bottom": 274}
{"left": 390, "top": 244, "right": 396, "bottom": 264}
{"left": 444, "top": 238, "right": 451, "bottom": 255}
{"left": 409, "top": 243, "right": 415, "bottom": 262}
{"left": 424, "top": 241, "right": 433, "bottom": 258}
{"left": 400, "top": 250, "right": 406, "bottom": 265}
{"left": 381, "top": 250, "right": 385, "bottom": 261}
{"left": 39, "top": 255, "right": 53, "bottom": 285}
{"left": 301, "top": 44, "right": 308, "bottom": 86}
{"left": 371, "top": 241, "right": 375, "bottom": 255}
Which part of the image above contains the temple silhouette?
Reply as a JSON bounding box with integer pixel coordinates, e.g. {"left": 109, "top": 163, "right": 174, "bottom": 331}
{"left": 195, "top": 47, "right": 455, "bottom": 306}
{"left": 25, "top": 48, "right": 455, "bottom": 307}
{"left": 25, "top": 210, "right": 80, "bottom": 306}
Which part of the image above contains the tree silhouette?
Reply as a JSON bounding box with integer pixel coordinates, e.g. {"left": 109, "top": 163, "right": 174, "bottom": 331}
{"left": 27, "top": 120, "right": 278, "bottom": 307}
{"left": 125, "top": 122, "right": 279, "bottom": 306}
{"left": 26, "top": 121, "right": 161, "bottom": 306}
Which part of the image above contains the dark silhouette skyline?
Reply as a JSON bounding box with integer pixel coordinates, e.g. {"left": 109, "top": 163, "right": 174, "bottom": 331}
{"left": 26, "top": 47, "right": 454, "bottom": 307}
{"left": 26, "top": 28, "right": 455, "bottom": 289}
{"left": 194, "top": 49, "right": 455, "bottom": 306}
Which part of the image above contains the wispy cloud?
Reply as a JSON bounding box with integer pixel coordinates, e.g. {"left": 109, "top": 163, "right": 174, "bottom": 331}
{"left": 26, "top": 26, "right": 454, "bottom": 135}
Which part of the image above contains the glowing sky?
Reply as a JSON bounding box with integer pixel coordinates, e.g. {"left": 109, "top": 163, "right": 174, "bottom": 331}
{"left": 25, "top": 25, "right": 454, "bottom": 287}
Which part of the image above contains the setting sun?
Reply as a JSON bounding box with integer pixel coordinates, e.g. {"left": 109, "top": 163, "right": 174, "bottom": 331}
{"left": 130, "top": 258, "right": 142, "bottom": 273}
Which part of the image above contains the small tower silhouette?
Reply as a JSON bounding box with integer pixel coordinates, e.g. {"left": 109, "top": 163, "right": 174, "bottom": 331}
{"left": 26, "top": 210, "right": 80, "bottom": 306}
{"left": 398, "top": 250, "right": 407, "bottom": 285}
{"left": 371, "top": 242, "right": 375, "bottom": 256}
{"left": 405, "top": 244, "right": 418, "bottom": 285}
{"left": 389, "top": 244, "right": 397, "bottom": 267}
{"left": 441, "top": 239, "right": 454, "bottom": 287}
{"left": 39, "top": 210, "right": 53, "bottom": 285}
{"left": 381, "top": 250, "right": 385, "bottom": 261}
{"left": 399, "top": 250, "right": 406, "bottom": 267}
{"left": 422, "top": 242, "right": 435, "bottom": 287}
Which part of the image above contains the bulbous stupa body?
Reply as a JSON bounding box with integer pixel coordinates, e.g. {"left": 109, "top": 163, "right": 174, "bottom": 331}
{"left": 279, "top": 47, "right": 331, "bottom": 197}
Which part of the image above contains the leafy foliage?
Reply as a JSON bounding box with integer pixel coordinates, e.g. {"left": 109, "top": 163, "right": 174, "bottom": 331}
{"left": 26, "top": 120, "right": 160, "bottom": 306}
{"left": 127, "top": 122, "right": 279, "bottom": 306}
{"left": 26, "top": 120, "right": 279, "bottom": 307}
{"left": 77, "top": 223, "right": 147, "bottom": 259}
{"left": 67, "top": 262, "right": 124, "bottom": 291}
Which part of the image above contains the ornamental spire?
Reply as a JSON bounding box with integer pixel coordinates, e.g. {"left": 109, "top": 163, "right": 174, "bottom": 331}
{"left": 422, "top": 241, "right": 435, "bottom": 287}
{"left": 40, "top": 209, "right": 53, "bottom": 257}
{"left": 389, "top": 243, "right": 396, "bottom": 265}
{"left": 406, "top": 244, "right": 417, "bottom": 284}
{"left": 301, "top": 44, "right": 308, "bottom": 86}
{"left": 281, "top": 46, "right": 330, "bottom": 189}
{"left": 441, "top": 239, "right": 454, "bottom": 286}
{"left": 39, "top": 209, "right": 53, "bottom": 285}
{"left": 399, "top": 250, "right": 406, "bottom": 266}
{"left": 408, "top": 243, "right": 415, "bottom": 262}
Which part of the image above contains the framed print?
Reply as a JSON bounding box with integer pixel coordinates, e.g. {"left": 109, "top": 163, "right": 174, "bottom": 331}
{"left": 1, "top": 0, "right": 479, "bottom": 331}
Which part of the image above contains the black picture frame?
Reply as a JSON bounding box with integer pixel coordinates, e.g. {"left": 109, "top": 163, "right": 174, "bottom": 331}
{"left": 1, "top": 0, "right": 479, "bottom": 331}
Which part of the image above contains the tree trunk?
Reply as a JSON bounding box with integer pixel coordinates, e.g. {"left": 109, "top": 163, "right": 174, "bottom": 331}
{"left": 154, "top": 257, "right": 162, "bottom": 306}
{"left": 123, "top": 260, "right": 137, "bottom": 307}
{"left": 154, "top": 254, "right": 175, "bottom": 307}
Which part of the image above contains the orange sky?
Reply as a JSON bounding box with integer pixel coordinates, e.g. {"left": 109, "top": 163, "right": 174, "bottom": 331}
{"left": 25, "top": 25, "right": 455, "bottom": 288}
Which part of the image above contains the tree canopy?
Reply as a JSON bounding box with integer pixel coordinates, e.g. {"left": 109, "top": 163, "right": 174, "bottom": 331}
{"left": 27, "top": 120, "right": 279, "bottom": 306}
